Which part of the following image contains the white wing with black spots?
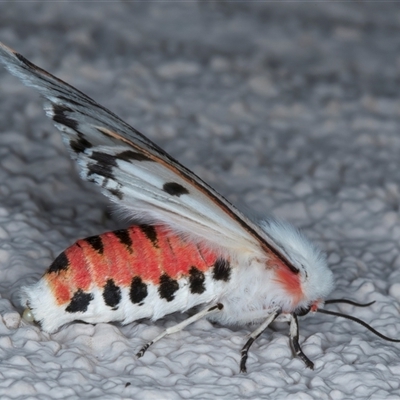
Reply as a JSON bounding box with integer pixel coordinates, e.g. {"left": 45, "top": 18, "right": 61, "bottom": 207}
{"left": 0, "top": 42, "right": 327, "bottom": 275}
{"left": 0, "top": 42, "right": 271, "bottom": 257}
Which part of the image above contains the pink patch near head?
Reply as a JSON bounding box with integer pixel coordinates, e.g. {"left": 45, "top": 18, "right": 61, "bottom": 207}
{"left": 270, "top": 255, "right": 303, "bottom": 305}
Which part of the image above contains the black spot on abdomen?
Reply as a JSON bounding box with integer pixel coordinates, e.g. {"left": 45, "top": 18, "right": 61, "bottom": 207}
{"left": 48, "top": 251, "right": 69, "bottom": 273}
{"left": 158, "top": 274, "right": 179, "bottom": 302}
{"left": 114, "top": 229, "right": 133, "bottom": 253}
{"left": 130, "top": 276, "right": 148, "bottom": 304}
{"left": 163, "top": 182, "right": 189, "bottom": 197}
{"left": 85, "top": 235, "right": 104, "bottom": 254}
{"left": 212, "top": 258, "right": 231, "bottom": 282}
{"left": 65, "top": 289, "right": 94, "bottom": 313}
{"left": 189, "top": 267, "right": 206, "bottom": 294}
{"left": 140, "top": 225, "right": 158, "bottom": 247}
{"left": 103, "top": 279, "right": 121, "bottom": 309}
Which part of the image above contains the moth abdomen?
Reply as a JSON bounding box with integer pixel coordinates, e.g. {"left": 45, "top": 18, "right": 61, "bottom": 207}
{"left": 21, "top": 225, "right": 229, "bottom": 333}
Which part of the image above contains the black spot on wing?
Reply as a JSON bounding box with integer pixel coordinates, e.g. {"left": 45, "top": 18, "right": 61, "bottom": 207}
{"left": 103, "top": 279, "right": 121, "bottom": 309}
{"left": 87, "top": 151, "right": 117, "bottom": 180}
{"left": 212, "top": 258, "right": 231, "bottom": 282}
{"left": 70, "top": 133, "right": 92, "bottom": 153}
{"left": 52, "top": 104, "right": 79, "bottom": 131}
{"left": 47, "top": 251, "right": 69, "bottom": 273}
{"left": 158, "top": 274, "right": 179, "bottom": 302}
{"left": 85, "top": 235, "right": 104, "bottom": 254}
{"left": 189, "top": 267, "right": 206, "bottom": 294}
{"left": 117, "top": 150, "right": 153, "bottom": 162}
{"left": 65, "top": 289, "right": 94, "bottom": 313}
{"left": 140, "top": 225, "right": 158, "bottom": 247}
{"left": 114, "top": 229, "right": 133, "bottom": 253}
{"left": 108, "top": 187, "right": 123, "bottom": 200}
{"left": 163, "top": 182, "right": 189, "bottom": 197}
{"left": 90, "top": 151, "right": 118, "bottom": 167}
{"left": 130, "top": 276, "right": 148, "bottom": 304}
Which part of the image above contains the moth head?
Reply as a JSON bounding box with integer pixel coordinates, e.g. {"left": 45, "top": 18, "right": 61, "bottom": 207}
{"left": 260, "top": 218, "right": 334, "bottom": 309}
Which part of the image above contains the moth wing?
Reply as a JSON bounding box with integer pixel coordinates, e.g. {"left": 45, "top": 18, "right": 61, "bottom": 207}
{"left": 0, "top": 42, "right": 274, "bottom": 257}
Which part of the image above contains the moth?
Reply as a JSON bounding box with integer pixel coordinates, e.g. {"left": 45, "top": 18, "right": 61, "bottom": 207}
{"left": 0, "top": 42, "right": 398, "bottom": 373}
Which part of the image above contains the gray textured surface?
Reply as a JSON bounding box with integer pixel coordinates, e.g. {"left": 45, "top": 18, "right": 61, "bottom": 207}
{"left": 0, "top": 2, "right": 400, "bottom": 399}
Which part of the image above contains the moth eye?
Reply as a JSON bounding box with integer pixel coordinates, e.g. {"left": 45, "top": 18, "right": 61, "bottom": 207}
{"left": 296, "top": 306, "right": 311, "bottom": 317}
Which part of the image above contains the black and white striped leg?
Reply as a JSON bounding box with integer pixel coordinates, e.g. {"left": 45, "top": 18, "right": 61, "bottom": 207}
{"left": 240, "top": 308, "right": 281, "bottom": 373}
{"left": 136, "top": 303, "right": 224, "bottom": 358}
{"left": 289, "top": 313, "right": 314, "bottom": 369}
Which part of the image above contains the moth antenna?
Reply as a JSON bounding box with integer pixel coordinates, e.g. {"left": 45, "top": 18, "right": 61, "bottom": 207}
{"left": 317, "top": 308, "right": 400, "bottom": 343}
{"left": 325, "top": 299, "right": 375, "bottom": 307}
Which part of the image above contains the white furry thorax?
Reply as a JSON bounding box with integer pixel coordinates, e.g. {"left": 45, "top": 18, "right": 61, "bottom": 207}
{"left": 261, "top": 219, "right": 334, "bottom": 307}
{"left": 208, "top": 219, "right": 334, "bottom": 326}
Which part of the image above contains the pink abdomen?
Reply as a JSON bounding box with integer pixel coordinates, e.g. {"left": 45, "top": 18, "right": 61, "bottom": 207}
{"left": 44, "top": 224, "right": 231, "bottom": 313}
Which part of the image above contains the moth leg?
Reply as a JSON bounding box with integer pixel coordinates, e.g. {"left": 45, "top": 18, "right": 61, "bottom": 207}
{"left": 136, "top": 303, "right": 224, "bottom": 358}
{"left": 289, "top": 313, "right": 314, "bottom": 369}
{"left": 240, "top": 308, "right": 281, "bottom": 373}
